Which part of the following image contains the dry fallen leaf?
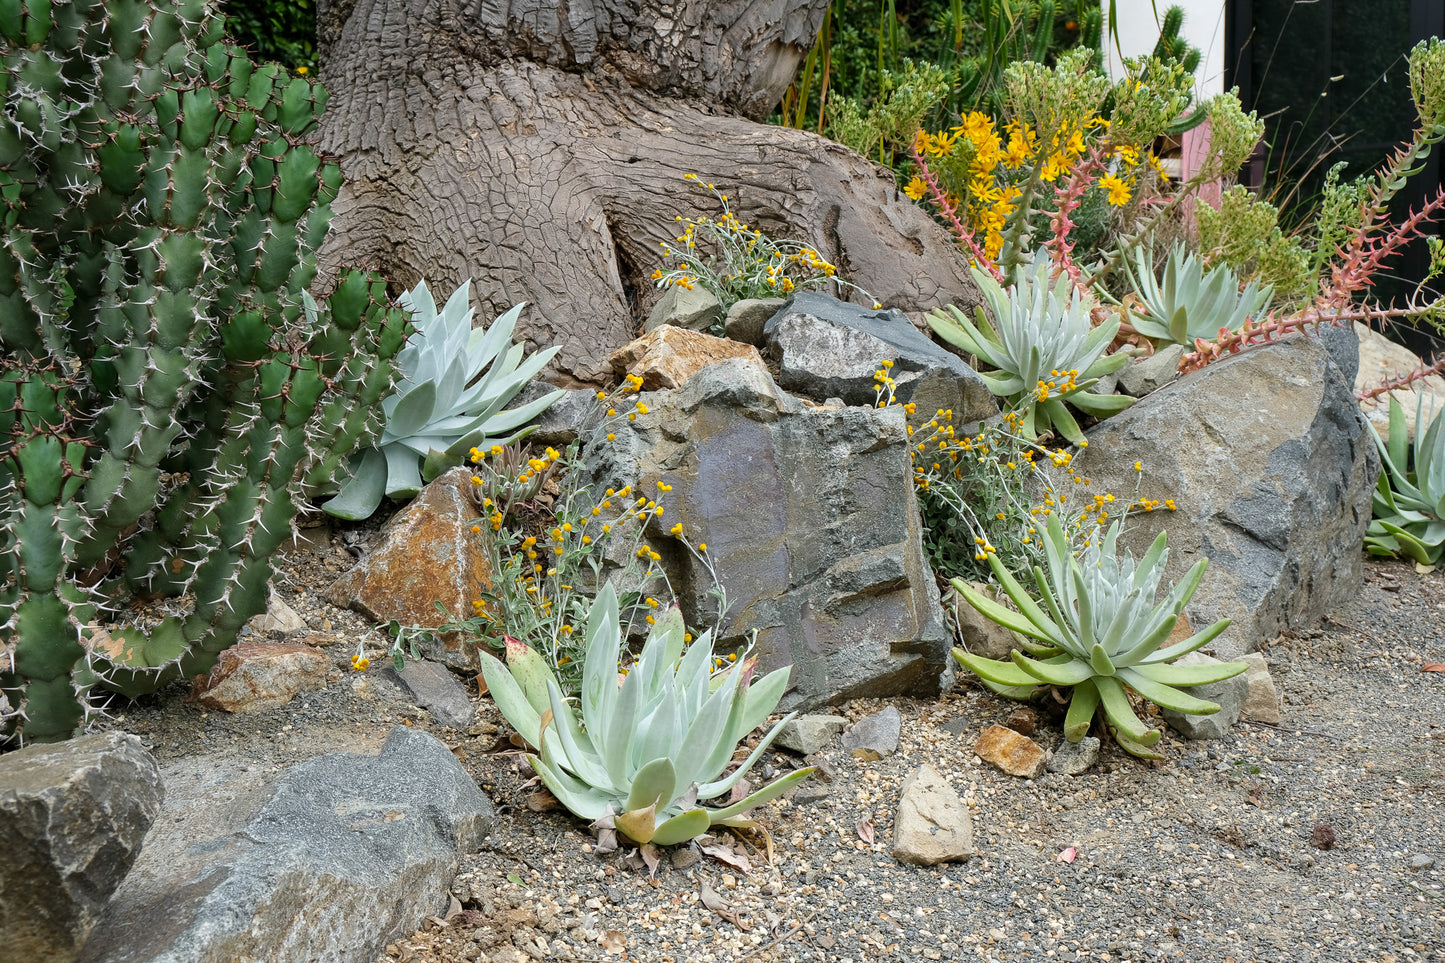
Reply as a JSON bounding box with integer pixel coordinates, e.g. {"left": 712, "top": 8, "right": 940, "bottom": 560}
{"left": 700, "top": 835, "right": 753, "bottom": 874}
{"left": 856, "top": 818, "right": 875, "bottom": 844}
{"left": 700, "top": 881, "right": 750, "bottom": 931}
{"left": 640, "top": 842, "right": 661, "bottom": 877}
{"left": 1422, "top": 662, "right": 1445, "bottom": 672}
{"left": 1056, "top": 846, "right": 1077, "bottom": 863}
{"left": 601, "top": 930, "right": 626, "bottom": 955}
{"left": 526, "top": 789, "right": 563, "bottom": 812}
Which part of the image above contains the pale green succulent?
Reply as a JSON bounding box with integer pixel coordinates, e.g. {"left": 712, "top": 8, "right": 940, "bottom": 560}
{"left": 927, "top": 259, "right": 1132, "bottom": 444}
{"left": 1366, "top": 394, "right": 1445, "bottom": 567}
{"left": 1125, "top": 245, "right": 1273, "bottom": 347}
{"left": 953, "top": 512, "right": 1244, "bottom": 759}
{"left": 322, "top": 280, "right": 565, "bottom": 519}
{"left": 479, "top": 585, "right": 813, "bottom": 846}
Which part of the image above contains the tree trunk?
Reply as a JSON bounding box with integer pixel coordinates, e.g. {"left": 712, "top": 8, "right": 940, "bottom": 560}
{"left": 316, "top": 0, "right": 982, "bottom": 384}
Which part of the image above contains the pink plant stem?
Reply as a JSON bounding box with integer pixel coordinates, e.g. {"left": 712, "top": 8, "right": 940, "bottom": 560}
{"left": 1357, "top": 355, "right": 1445, "bottom": 402}
{"left": 1045, "top": 147, "right": 1110, "bottom": 288}
{"left": 1327, "top": 191, "right": 1445, "bottom": 305}
{"left": 1179, "top": 301, "right": 1428, "bottom": 373}
{"left": 911, "top": 144, "right": 1004, "bottom": 283}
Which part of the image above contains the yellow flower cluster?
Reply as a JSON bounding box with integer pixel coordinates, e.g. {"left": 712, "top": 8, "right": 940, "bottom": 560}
{"left": 907, "top": 111, "right": 1157, "bottom": 265}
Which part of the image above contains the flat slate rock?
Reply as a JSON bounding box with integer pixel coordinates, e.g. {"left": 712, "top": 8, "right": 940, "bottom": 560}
{"left": 80, "top": 726, "right": 493, "bottom": 963}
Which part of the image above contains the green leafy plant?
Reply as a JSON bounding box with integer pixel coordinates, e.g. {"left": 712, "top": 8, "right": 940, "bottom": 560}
{"left": 0, "top": 0, "right": 407, "bottom": 743}
{"left": 479, "top": 585, "right": 813, "bottom": 846}
{"left": 1365, "top": 395, "right": 1445, "bottom": 567}
{"left": 1123, "top": 245, "right": 1274, "bottom": 347}
{"left": 318, "top": 279, "right": 564, "bottom": 520}
{"left": 927, "top": 258, "right": 1131, "bottom": 443}
{"left": 220, "top": 0, "right": 316, "bottom": 72}
{"left": 653, "top": 176, "right": 877, "bottom": 316}
{"left": 953, "top": 512, "right": 1244, "bottom": 758}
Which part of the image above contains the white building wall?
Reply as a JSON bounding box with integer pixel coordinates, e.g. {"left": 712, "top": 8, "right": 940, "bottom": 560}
{"left": 1101, "top": 0, "right": 1227, "bottom": 97}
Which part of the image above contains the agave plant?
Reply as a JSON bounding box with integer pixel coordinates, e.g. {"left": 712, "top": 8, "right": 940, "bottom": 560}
{"left": 952, "top": 512, "right": 1245, "bottom": 759}
{"left": 1365, "top": 394, "right": 1445, "bottom": 567}
{"left": 927, "top": 259, "right": 1132, "bottom": 444}
{"left": 319, "top": 280, "right": 565, "bottom": 519}
{"left": 479, "top": 585, "right": 813, "bottom": 846}
{"left": 1124, "top": 245, "right": 1273, "bottom": 347}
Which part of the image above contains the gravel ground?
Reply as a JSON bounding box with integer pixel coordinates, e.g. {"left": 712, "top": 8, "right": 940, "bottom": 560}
{"left": 95, "top": 535, "right": 1445, "bottom": 963}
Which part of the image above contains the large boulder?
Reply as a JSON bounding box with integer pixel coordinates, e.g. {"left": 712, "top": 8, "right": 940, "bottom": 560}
{"left": 761, "top": 292, "right": 996, "bottom": 428}
{"left": 587, "top": 359, "right": 952, "bottom": 709}
{"left": 1071, "top": 335, "right": 1378, "bottom": 658}
{"left": 80, "top": 726, "right": 493, "bottom": 963}
{"left": 0, "top": 734, "right": 162, "bottom": 963}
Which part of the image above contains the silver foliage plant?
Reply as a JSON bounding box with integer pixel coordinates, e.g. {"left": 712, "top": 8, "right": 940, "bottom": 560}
{"left": 479, "top": 585, "right": 813, "bottom": 846}
{"left": 323, "top": 280, "right": 565, "bottom": 519}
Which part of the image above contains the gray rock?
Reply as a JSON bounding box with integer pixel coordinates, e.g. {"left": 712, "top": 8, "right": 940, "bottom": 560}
{"left": 386, "top": 659, "right": 476, "bottom": 729}
{"left": 1239, "top": 652, "right": 1282, "bottom": 724}
{"left": 587, "top": 359, "right": 951, "bottom": 709}
{"left": 1116, "top": 344, "right": 1183, "bottom": 397}
{"left": 762, "top": 291, "right": 995, "bottom": 427}
{"left": 891, "top": 765, "right": 973, "bottom": 865}
{"left": 1407, "top": 854, "right": 1435, "bottom": 870}
{"left": 945, "top": 582, "right": 1020, "bottom": 661}
{"left": 1047, "top": 736, "right": 1101, "bottom": 775}
{"left": 775, "top": 714, "right": 848, "bottom": 756}
{"left": 0, "top": 734, "right": 162, "bottom": 963}
{"left": 841, "top": 706, "right": 902, "bottom": 760}
{"left": 1070, "top": 336, "right": 1379, "bottom": 657}
{"left": 511, "top": 383, "right": 598, "bottom": 447}
{"left": 1162, "top": 652, "right": 1248, "bottom": 740}
{"left": 723, "top": 297, "right": 786, "bottom": 346}
{"left": 246, "top": 590, "right": 308, "bottom": 635}
{"left": 645, "top": 284, "right": 723, "bottom": 333}
{"left": 81, "top": 726, "right": 492, "bottom": 963}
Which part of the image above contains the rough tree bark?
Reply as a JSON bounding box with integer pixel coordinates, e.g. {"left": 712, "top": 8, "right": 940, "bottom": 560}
{"left": 316, "top": 0, "right": 983, "bottom": 383}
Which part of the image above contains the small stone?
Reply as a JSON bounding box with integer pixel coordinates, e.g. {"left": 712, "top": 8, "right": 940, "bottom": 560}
{"left": 188, "top": 642, "right": 329, "bottom": 712}
{"left": 644, "top": 284, "right": 723, "bottom": 333}
{"left": 246, "top": 589, "right": 309, "bottom": 635}
{"left": 775, "top": 714, "right": 847, "bottom": 755}
{"left": 386, "top": 659, "right": 476, "bottom": 729}
{"left": 841, "top": 706, "right": 902, "bottom": 759}
{"left": 1161, "top": 651, "right": 1248, "bottom": 740}
{"left": 1047, "top": 736, "right": 1101, "bottom": 776}
{"left": 974, "top": 724, "right": 1046, "bottom": 779}
{"left": 943, "top": 583, "right": 1019, "bottom": 661}
{"left": 723, "top": 298, "right": 786, "bottom": 346}
{"left": 1239, "top": 653, "right": 1282, "bottom": 724}
{"left": 891, "top": 765, "right": 973, "bottom": 866}
{"left": 1310, "top": 823, "right": 1337, "bottom": 850}
{"left": 670, "top": 848, "right": 700, "bottom": 870}
{"left": 793, "top": 783, "right": 832, "bottom": 806}
{"left": 1004, "top": 707, "right": 1038, "bottom": 737}
{"left": 1407, "top": 854, "right": 1435, "bottom": 870}
{"left": 1116, "top": 344, "right": 1183, "bottom": 397}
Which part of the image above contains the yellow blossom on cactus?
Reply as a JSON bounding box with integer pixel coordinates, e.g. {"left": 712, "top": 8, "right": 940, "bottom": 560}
{"left": 904, "top": 176, "right": 927, "bottom": 201}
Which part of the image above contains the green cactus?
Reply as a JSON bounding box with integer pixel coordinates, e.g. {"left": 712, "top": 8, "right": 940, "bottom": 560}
{"left": 0, "top": 0, "right": 409, "bottom": 743}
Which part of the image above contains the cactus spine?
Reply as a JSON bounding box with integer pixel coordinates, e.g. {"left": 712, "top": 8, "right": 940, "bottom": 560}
{"left": 0, "top": 0, "right": 409, "bottom": 742}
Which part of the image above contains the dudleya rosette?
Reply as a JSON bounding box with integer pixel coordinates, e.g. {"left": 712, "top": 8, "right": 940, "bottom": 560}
{"left": 479, "top": 584, "right": 812, "bottom": 845}
{"left": 953, "top": 512, "right": 1245, "bottom": 758}
{"left": 323, "top": 279, "right": 564, "bottom": 519}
